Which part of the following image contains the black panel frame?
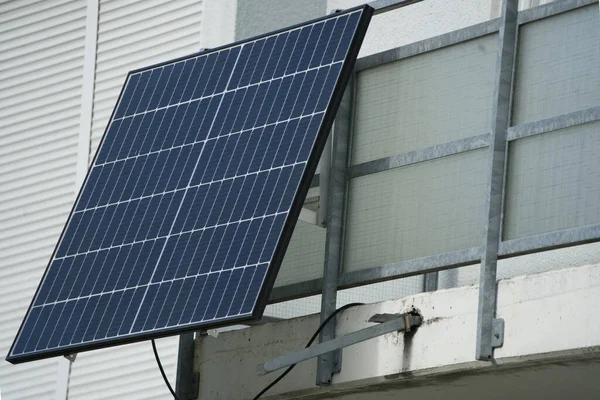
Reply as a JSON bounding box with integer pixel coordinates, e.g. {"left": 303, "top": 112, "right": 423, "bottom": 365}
{"left": 7, "top": 5, "right": 373, "bottom": 364}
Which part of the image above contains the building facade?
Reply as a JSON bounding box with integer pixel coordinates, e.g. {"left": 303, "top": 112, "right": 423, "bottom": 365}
{"left": 1, "top": 0, "right": 598, "bottom": 399}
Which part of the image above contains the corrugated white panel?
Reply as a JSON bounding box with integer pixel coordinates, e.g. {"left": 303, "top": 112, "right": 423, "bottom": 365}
{"left": 68, "top": 340, "right": 178, "bottom": 400}
{"left": 69, "top": 1, "right": 203, "bottom": 399}
{"left": 89, "top": 0, "right": 204, "bottom": 153}
{"left": 0, "top": 0, "right": 86, "bottom": 399}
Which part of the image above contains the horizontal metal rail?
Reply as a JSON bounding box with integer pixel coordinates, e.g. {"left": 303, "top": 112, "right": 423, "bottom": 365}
{"left": 507, "top": 106, "right": 600, "bottom": 141}
{"left": 499, "top": 224, "right": 600, "bottom": 258}
{"left": 347, "top": 134, "right": 490, "bottom": 179}
{"left": 516, "top": 0, "right": 597, "bottom": 25}
{"left": 269, "top": 247, "right": 482, "bottom": 303}
{"left": 355, "top": 18, "right": 500, "bottom": 71}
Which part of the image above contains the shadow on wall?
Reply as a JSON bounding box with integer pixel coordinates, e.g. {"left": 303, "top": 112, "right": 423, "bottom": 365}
{"left": 235, "top": 0, "right": 328, "bottom": 41}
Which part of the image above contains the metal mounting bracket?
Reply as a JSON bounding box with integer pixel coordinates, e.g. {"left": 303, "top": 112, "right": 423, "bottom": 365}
{"left": 256, "top": 312, "right": 422, "bottom": 376}
{"left": 492, "top": 318, "right": 505, "bottom": 348}
{"left": 64, "top": 353, "right": 77, "bottom": 363}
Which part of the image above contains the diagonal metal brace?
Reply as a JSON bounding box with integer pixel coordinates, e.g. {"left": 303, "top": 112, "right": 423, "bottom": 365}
{"left": 256, "top": 312, "right": 422, "bottom": 376}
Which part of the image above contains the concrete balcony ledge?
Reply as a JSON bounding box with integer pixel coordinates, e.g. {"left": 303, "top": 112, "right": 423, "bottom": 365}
{"left": 194, "top": 263, "right": 600, "bottom": 399}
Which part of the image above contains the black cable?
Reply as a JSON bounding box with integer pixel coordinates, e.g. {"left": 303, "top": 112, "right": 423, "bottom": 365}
{"left": 252, "top": 302, "right": 365, "bottom": 400}
{"left": 152, "top": 339, "right": 179, "bottom": 400}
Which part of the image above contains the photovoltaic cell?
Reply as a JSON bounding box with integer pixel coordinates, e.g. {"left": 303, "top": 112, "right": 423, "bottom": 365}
{"left": 7, "top": 5, "right": 372, "bottom": 364}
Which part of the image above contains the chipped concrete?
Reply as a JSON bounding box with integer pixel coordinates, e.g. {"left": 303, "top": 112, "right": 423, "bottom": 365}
{"left": 194, "top": 263, "right": 600, "bottom": 399}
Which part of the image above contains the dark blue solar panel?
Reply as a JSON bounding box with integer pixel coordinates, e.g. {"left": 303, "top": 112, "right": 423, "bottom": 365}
{"left": 8, "top": 5, "right": 372, "bottom": 364}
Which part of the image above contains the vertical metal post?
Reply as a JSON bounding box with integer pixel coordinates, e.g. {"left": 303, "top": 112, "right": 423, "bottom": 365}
{"left": 476, "top": 0, "right": 518, "bottom": 361}
{"left": 316, "top": 78, "right": 354, "bottom": 385}
{"left": 176, "top": 332, "right": 198, "bottom": 399}
{"left": 319, "top": 136, "right": 332, "bottom": 227}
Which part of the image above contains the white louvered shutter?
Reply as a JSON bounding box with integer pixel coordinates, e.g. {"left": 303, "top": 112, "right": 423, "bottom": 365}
{"left": 89, "top": 0, "right": 205, "bottom": 153}
{"left": 68, "top": 1, "right": 203, "bottom": 399}
{"left": 0, "top": 0, "right": 86, "bottom": 399}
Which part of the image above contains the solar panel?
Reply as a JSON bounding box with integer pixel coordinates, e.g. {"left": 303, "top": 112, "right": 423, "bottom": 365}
{"left": 7, "top": 5, "right": 372, "bottom": 364}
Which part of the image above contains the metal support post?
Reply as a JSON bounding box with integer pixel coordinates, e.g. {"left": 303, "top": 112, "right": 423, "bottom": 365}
{"left": 318, "top": 136, "right": 331, "bottom": 227}
{"left": 176, "top": 332, "right": 199, "bottom": 400}
{"left": 316, "top": 78, "right": 354, "bottom": 385}
{"left": 475, "top": 0, "right": 518, "bottom": 361}
{"left": 258, "top": 312, "right": 422, "bottom": 376}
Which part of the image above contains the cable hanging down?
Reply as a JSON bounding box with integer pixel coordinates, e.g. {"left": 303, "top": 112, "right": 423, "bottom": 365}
{"left": 253, "top": 302, "right": 364, "bottom": 400}
{"left": 152, "top": 339, "right": 179, "bottom": 400}
{"left": 153, "top": 303, "right": 365, "bottom": 399}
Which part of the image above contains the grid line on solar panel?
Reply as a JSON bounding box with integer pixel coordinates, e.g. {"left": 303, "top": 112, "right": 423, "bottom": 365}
{"left": 130, "top": 51, "right": 268, "bottom": 330}
{"left": 74, "top": 117, "right": 323, "bottom": 214}
{"left": 84, "top": 62, "right": 339, "bottom": 190}
{"left": 111, "top": 61, "right": 344, "bottom": 123}
{"left": 93, "top": 61, "right": 342, "bottom": 167}
{"left": 98, "top": 64, "right": 342, "bottom": 166}
{"left": 8, "top": 6, "right": 371, "bottom": 363}
{"left": 19, "top": 259, "right": 270, "bottom": 349}
{"left": 31, "top": 260, "right": 268, "bottom": 308}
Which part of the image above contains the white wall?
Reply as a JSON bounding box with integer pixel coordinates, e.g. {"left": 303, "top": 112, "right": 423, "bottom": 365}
{"left": 235, "top": 0, "right": 326, "bottom": 40}
{"left": 201, "top": 0, "right": 237, "bottom": 49}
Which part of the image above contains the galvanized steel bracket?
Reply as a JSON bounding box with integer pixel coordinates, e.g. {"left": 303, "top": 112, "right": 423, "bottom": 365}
{"left": 492, "top": 318, "right": 505, "bottom": 348}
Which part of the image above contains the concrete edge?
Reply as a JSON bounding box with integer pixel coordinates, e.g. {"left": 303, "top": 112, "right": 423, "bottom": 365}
{"left": 264, "top": 346, "right": 600, "bottom": 399}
